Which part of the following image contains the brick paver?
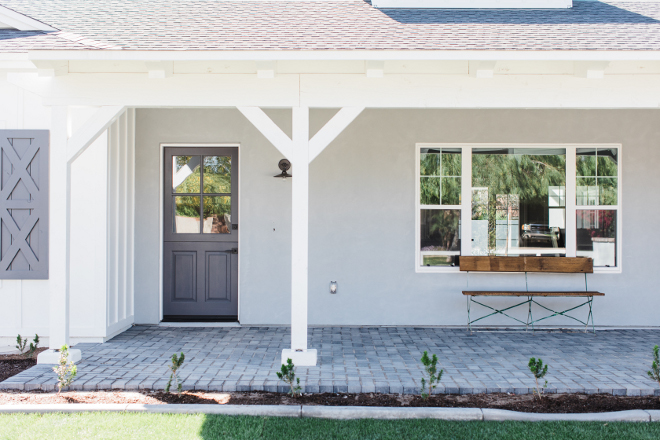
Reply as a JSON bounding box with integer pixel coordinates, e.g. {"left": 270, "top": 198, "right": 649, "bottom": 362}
{"left": 2, "top": 326, "right": 659, "bottom": 396}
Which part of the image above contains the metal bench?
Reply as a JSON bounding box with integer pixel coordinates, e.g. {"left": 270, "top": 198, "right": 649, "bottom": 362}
{"left": 461, "top": 256, "right": 604, "bottom": 333}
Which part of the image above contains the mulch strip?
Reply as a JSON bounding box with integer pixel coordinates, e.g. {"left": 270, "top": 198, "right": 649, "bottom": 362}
{"left": 0, "top": 349, "right": 47, "bottom": 383}
{"left": 0, "top": 390, "right": 658, "bottom": 413}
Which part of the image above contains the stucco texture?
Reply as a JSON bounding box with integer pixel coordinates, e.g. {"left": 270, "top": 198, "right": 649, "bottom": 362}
{"left": 134, "top": 109, "right": 660, "bottom": 327}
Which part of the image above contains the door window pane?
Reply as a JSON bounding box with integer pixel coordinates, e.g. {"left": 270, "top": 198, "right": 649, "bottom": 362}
{"left": 203, "top": 156, "right": 231, "bottom": 194}
{"left": 420, "top": 148, "right": 461, "bottom": 206}
{"left": 174, "top": 196, "right": 200, "bottom": 233}
{"left": 472, "top": 148, "right": 566, "bottom": 256}
{"left": 577, "top": 210, "right": 616, "bottom": 267}
{"left": 420, "top": 209, "right": 460, "bottom": 267}
{"left": 576, "top": 148, "right": 618, "bottom": 205}
{"left": 173, "top": 156, "right": 201, "bottom": 193}
{"left": 203, "top": 196, "right": 231, "bottom": 234}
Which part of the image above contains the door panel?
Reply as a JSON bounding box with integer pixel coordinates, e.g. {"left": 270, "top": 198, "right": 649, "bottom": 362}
{"left": 206, "top": 252, "right": 230, "bottom": 301}
{"left": 172, "top": 251, "right": 196, "bottom": 302}
{"left": 163, "top": 147, "right": 238, "bottom": 320}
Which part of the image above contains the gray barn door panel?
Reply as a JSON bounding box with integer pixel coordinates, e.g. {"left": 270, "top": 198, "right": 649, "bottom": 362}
{"left": 162, "top": 241, "right": 238, "bottom": 316}
{"left": 0, "top": 130, "right": 49, "bottom": 279}
{"left": 163, "top": 147, "right": 238, "bottom": 320}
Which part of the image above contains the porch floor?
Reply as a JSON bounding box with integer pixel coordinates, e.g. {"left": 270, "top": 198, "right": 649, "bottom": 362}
{"left": 1, "top": 326, "right": 659, "bottom": 396}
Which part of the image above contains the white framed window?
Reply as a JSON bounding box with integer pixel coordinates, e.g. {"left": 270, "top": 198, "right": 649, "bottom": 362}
{"left": 415, "top": 143, "right": 622, "bottom": 273}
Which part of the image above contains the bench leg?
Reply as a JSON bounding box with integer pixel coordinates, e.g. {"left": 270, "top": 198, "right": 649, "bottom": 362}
{"left": 526, "top": 296, "right": 534, "bottom": 333}
{"left": 467, "top": 295, "right": 472, "bottom": 334}
{"left": 587, "top": 296, "right": 595, "bottom": 334}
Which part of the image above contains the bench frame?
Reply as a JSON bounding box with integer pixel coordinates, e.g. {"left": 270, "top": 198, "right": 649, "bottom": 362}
{"left": 461, "top": 257, "right": 603, "bottom": 334}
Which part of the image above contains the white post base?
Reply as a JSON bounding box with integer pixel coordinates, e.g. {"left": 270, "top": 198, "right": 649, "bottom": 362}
{"left": 281, "top": 349, "right": 317, "bottom": 367}
{"left": 37, "top": 349, "right": 82, "bottom": 365}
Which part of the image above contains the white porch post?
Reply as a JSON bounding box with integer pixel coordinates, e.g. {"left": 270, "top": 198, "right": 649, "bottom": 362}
{"left": 38, "top": 105, "right": 125, "bottom": 365}
{"left": 38, "top": 106, "right": 81, "bottom": 364}
{"left": 282, "top": 107, "right": 317, "bottom": 366}
{"left": 238, "top": 105, "right": 363, "bottom": 367}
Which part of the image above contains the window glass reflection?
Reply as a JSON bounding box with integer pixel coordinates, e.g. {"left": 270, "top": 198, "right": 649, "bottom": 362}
{"left": 203, "top": 156, "right": 231, "bottom": 194}
{"left": 471, "top": 148, "right": 566, "bottom": 256}
{"left": 577, "top": 210, "right": 616, "bottom": 267}
{"left": 420, "top": 148, "right": 461, "bottom": 206}
{"left": 576, "top": 149, "right": 618, "bottom": 206}
{"left": 174, "top": 196, "right": 200, "bottom": 233}
{"left": 173, "top": 156, "right": 201, "bottom": 193}
{"left": 420, "top": 209, "right": 460, "bottom": 267}
{"left": 203, "top": 196, "right": 231, "bottom": 234}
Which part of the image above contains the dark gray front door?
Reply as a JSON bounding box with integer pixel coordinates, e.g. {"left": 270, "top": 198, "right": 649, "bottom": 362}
{"left": 163, "top": 147, "right": 238, "bottom": 321}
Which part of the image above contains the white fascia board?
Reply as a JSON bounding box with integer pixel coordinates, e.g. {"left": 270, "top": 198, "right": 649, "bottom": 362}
{"left": 25, "top": 50, "right": 660, "bottom": 62}
{"left": 0, "top": 5, "right": 57, "bottom": 31}
{"left": 372, "top": 0, "right": 571, "bottom": 7}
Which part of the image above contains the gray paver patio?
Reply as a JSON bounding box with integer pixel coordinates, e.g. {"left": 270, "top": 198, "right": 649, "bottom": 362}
{"left": 2, "top": 326, "right": 659, "bottom": 396}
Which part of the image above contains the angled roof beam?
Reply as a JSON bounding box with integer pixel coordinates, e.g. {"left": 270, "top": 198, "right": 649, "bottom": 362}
{"left": 237, "top": 107, "right": 293, "bottom": 159}
{"left": 0, "top": 5, "right": 57, "bottom": 31}
{"left": 67, "top": 106, "right": 125, "bottom": 164}
{"left": 309, "top": 107, "right": 364, "bottom": 163}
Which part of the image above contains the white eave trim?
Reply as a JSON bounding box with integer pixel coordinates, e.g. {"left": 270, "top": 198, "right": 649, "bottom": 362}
{"left": 0, "top": 5, "right": 57, "bottom": 31}
{"left": 23, "top": 50, "right": 660, "bottom": 62}
{"left": 372, "top": 0, "right": 571, "bottom": 8}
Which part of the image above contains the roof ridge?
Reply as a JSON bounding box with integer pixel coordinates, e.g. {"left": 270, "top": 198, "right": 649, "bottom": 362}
{"left": 52, "top": 31, "right": 122, "bottom": 50}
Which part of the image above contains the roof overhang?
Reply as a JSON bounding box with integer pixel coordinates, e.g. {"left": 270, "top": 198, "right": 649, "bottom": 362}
{"left": 0, "top": 5, "right": 56, "bottom": 31}
{"left": 17, "top": 50, "right": 660, "bottom": 62}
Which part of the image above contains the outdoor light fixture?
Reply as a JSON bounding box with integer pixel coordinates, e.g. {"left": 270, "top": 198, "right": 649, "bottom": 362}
{"left": 274, "top": 159, "right": 292, "bottom": 180}
{"left": 330, "top": 281, "right": 338, "bottom": 294}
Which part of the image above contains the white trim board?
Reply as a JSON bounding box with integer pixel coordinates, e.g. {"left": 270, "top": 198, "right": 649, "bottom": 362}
{"left": 0, "top": 5, "right": 56, "bottom": 31}
{"left": 25, "top": 50, "right": 660, "bottom": 62}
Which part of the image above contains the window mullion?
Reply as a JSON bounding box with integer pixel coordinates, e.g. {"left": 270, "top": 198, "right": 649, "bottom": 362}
{"left": 461, "top": 145, "right": 472, "bottom": 257}
{"left": 566, "top": 145, "right": 577, "bottom": 257}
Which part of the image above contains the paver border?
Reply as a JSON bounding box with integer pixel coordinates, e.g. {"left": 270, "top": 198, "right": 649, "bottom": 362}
{"left": 0, "top": 404, "right": 658, "bottom": 421}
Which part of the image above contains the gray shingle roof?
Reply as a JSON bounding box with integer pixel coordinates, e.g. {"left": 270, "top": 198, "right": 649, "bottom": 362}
{"left": 1, "top": 0, "right": 660, "bottom": 52}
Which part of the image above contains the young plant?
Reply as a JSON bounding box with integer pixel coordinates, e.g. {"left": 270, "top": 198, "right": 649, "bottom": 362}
{"left": 528, "top": 357, "right": 549, "bottom": 400}
{"left": 165, "top": 352, "right": 185, "bottom": 394}
{"left": 276, "top": 358, "right": 302, "bottom": 397}
{"left": 15, "top": 334, "right": 27, "bottom": 355}
{"left": 53, "top": 345, "right": 77, "bottom": 394}
{"left": 26, "top": 334, "right": 39, "bottom": 358}
{"left": 420, "top": 351, "right": 444, "bottom": 399}
{"left": 647, "top": 345, "right": 660, "bottom": 391}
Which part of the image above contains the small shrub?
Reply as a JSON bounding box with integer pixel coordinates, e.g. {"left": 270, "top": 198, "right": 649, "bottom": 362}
{"left": 26, "top": 335, "right": 39, "bottom": 358}
{"left": 15, "top": 335, "right": 27, "bottom": 355}
{"left": 166, "top": 352, "right": 185, "bottom": 394}
{"left": 528, "top": 357, "right": 549, "bottom": 400}
{"left": 53, "top": 345, "right": 77, "bottom": 394}
{"left": 277, "top": 358, "right": 301, "bottom": 397}
{"left": 16, "top": 334, "right": 40, "bottom": 358}
{"left": 648, "top": 345, "right": 660, "bottom": 390}
{"left": 420, "top": 351, "right": 443, "bottom": 399}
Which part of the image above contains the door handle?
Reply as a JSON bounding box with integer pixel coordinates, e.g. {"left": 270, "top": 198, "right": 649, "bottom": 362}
{"left": 225, "top": 248, "right": 238, "bottom": 255}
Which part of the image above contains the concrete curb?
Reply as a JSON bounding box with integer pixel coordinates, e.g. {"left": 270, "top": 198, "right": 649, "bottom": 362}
{"left": 482, "top": 408, "right": 652, "bottom": 422}
{"left": 0, "top": 404, "right": 658, "bottom": 421}
{"left": 302, "top": 406, "right": 482, "bottom": 420}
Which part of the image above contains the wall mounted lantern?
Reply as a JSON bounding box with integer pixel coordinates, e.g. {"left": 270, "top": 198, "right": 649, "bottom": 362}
{"left": 274, "top": 159, "right": 292, "bottom": 180}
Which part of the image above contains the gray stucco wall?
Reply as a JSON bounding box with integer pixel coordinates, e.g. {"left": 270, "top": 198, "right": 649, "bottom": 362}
{"left": 134, "top": 108, "right": 660, "bottom": 327}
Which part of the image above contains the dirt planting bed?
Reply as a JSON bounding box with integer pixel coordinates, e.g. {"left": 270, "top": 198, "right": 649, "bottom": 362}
{"left": 0, "top": 349, "right": 46, "bottom": 383}
{"left": 0, "top": 390, "right": 658, "bottom": 413}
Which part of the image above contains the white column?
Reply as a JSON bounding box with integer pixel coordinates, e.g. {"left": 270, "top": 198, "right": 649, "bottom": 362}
{"left": 38, "top": 106, "right": 81, "bottom": 364}
{"left": 281, "top": 107, "right": 317, "bottom": 366}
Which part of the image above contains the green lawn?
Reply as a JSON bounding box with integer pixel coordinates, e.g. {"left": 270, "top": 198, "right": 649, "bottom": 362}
{"left": 0, "top": 413, "right": 659, "bottom": 440}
